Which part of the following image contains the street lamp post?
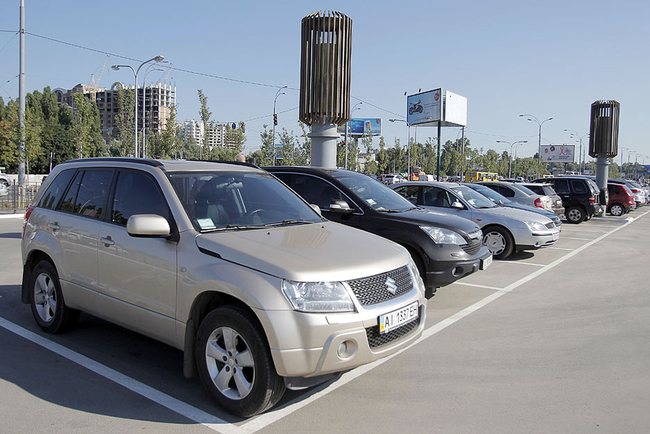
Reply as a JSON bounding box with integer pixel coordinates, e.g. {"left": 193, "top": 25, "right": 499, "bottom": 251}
{"left": 112, "top": 55, "right": 164, "bottom": 158}
{"left": 497, "top": 140, "right": 527, "bottom": 178}
{"left": 272, "top": 86, "right": 287, "bottom": 166}
{"left": 389, "top": 118, "right": 410, "bottom": 178}
{"left": 563, "top": 129, "right": 589, "bottom": 174}
{"left": 520, "top": 114, "right": 552, "bottom": 178}
{"left": 345, "top": 102, "right": 362, "bottom": 169}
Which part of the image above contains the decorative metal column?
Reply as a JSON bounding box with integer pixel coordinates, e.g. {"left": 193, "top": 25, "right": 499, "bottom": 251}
{"left": 300, "top": 11, "right": 352, "bottom": 168}
{"left": 589, "top": 100, "right": 620, "bottom": 205}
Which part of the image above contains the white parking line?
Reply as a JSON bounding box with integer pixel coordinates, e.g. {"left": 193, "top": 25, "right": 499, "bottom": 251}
{"left": 502, "top": 261, "right": 546, "bottom": 267}
{"left": 2, "top": 209, "right": 648, "bottom": 434}
{"left": 0, "top": 317, "right": 241, "bottom": 434}
{"left": 546, "top": 246, "right": 575, "bottom": 251}
{"left": 560, "top": 237, "right": 592, "bottom": 241}
{"left": 452, "top": 282, "right": 508, "bottom": 291}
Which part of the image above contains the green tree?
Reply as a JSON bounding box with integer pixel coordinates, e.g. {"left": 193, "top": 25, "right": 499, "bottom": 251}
{"left": 111, "top": 84, "right": 136, "bottom": 156}
{"left": 197, "top": 89, "right": 211, "bottom": 160}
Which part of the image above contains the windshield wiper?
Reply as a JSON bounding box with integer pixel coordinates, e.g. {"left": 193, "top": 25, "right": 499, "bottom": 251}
{"left": 264, "top": 219, "right": 311, "bottom": 227}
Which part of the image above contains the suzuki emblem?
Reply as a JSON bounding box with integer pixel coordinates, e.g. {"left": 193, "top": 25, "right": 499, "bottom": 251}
{"left": 385, "top": 276, "right": 397, "bottom": 295}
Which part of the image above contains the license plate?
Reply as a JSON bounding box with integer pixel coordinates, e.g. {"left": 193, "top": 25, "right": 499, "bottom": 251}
{"left": 379, "top": 301, "right": 419, "bottom": 334}
{"left": 480, "top": 255, "right": 492, "bottom": 270}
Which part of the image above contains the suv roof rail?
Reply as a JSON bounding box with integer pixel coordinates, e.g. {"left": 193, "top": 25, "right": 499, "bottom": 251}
{"left": 186, "top": 159, "right": 260, "bottom": 169}
{"left": 65, "top": 157, "right": 165, "bottom": 167}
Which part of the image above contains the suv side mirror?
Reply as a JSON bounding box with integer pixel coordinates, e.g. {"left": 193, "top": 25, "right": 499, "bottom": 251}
{"left": 329, "top": 200, "right": 354, "bottom": 213}
{"left": 127, "top": 214, "right": 171, "bottom": 238}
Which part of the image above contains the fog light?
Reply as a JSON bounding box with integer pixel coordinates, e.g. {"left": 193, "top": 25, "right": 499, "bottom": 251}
{"left": 337, "top": 340, "right": 356, "bottom": 359}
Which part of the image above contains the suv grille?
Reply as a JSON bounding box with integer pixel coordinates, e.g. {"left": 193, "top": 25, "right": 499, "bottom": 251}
{"left": 366, "top": 313, "right": 420, "bottom": 348}
{"left": 347, "top": 266, "right": 412, "bottom": 306}
{"left": 461, "top": 238, "right": 483, "bottom": 255}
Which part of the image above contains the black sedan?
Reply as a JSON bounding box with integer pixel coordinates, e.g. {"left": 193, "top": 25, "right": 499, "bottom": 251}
{"left": 265, "top": 167, "right": 492, "bottom": 297}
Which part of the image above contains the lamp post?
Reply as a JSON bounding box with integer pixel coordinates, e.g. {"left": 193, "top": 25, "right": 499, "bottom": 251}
{"left": 345, "top": 102, "right": 362, "bottom": 169}
{"left": 520, "top": 114, "right": 552, "bottom": 177}
{"left": 389, "top": 118, "right": 410, "bottom": 178}
{"left": 497, "top": 140, "right": 527, "bottom": 178}
{"left": 112, "top": 55, "right": 164, "bottom": 157}
{"left": 563, "top": 129, "right": 588, "bottom": 174}
{"left": 272, "top": 86, "right": 287, "bottom": 166}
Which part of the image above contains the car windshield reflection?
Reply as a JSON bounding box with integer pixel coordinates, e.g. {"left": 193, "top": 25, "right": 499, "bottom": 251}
{"left": 334, "top": 172, "right": 416, "bottom": 212}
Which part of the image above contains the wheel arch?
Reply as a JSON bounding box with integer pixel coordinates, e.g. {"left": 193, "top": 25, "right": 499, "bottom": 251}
{"left": 22, "top": 249, "right": 55, "bottom": 304}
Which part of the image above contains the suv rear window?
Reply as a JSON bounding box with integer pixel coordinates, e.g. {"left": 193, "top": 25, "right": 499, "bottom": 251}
{"left": 38, "top": 169, "right": 76, "bottom": 210}
{"left": 60, "top": 169, "right": 114, "bottom": 219}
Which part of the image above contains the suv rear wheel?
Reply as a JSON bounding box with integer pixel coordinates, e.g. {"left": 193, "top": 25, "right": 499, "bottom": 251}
{"left": 566, "top": 205, "right": 585, "bottom": 223}
{"left": 195, "top": 305, "right": 285, "bottom": 417}
{"left": 30, "top": 260, "right": 80, "bottom": 333}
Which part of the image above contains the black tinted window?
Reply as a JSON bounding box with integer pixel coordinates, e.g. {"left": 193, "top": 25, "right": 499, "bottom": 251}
{"left": 74, "top": 170, "right": 113, "bottom": 219}
{"left": 553, "top": 180, "right": 570, "bottom": 194}
{"left": 498, "top": 186, "right": 514, "bottom": 197}
{"left": 277, "top": 173, "right": 344, "bottom": 210}
{"left": 571, "top": 180, "right": 587, "bottom": 194}
{"left": 38, "top": 169, "right": 75, "bottom": 210}
{"left": 112, "top": 171, "right": 169, "bottom": 226}
{"left": 60, "top": 171, "right": 84, "bottom": 213}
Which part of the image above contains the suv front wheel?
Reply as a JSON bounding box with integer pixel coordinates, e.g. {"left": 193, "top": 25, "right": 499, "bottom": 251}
{"left": 195, "top": 305, "right": 285, "bottom": 417}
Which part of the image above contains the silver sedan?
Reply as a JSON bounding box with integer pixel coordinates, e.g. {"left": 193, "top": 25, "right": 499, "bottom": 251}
{"left": 391, "top": 182, "right": 560, "bottom": 259}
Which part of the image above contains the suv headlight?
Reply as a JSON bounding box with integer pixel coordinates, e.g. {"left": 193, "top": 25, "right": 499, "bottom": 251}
{"left": 282, "top": 280, "right": 354, "bottom": 312}
{"left": 524, "top": 220, "right": 547, "bottom": 232}
{"left": 420, "top": 226, "right": 465, "bottom": 245}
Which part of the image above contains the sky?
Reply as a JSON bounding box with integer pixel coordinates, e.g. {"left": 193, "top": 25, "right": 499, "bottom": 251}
{"left": 1, "top": 0, "right": 648, "bottom": 166}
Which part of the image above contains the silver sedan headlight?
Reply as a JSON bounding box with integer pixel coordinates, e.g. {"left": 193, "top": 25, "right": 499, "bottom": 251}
{"left": 524, "top": 220, "right": 548, "bottom": 233}
{"left": 282, "top": 280, "right": 354, "bottom": 312}
{"left": 420, "top": 226, "right": 466, "bottom": 245}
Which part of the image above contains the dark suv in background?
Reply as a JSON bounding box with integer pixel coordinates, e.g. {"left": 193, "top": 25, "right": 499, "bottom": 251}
{"left": 266, "top": 166, "right": 493, "bottom": 297}
{"left": 532, "top": 176, "right": 603, "bottom": 223}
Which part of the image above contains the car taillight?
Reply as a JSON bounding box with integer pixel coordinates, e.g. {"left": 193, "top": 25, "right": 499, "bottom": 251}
{"left": 22, "top": 205, "right": 35, "bottom": 239}
{"left": 589, "top": 195, "right": 595, "bottom": 204}
{"left": 534, "top": 198, "right": 543, "bottom": 208}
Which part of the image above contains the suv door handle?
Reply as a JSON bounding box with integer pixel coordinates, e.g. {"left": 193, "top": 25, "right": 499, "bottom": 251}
{"left": 48, "top": 222, "right": 60, "bottom": 231}
{"left": 100, "top": 236, "right": 115, "bottom": 247}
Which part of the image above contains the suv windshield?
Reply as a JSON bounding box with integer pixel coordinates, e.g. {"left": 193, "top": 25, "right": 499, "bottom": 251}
{"left": 334, "top": 171, "right": 415, "bottom": 212}
{"left": 169, "top": 171, "right": 322, "bottom": 232}
{"left": 450, "top": 185, "right": 496, "bottom": 209}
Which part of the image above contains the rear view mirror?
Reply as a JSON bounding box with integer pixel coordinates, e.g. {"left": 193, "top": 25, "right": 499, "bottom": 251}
{"left": 329, "top": 200, "right": 354, "bottom": 213}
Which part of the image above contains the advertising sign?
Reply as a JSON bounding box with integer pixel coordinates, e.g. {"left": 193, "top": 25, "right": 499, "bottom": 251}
{"left": 540, "top": 144, "right": 575, "bottom": 162}
{"left": 406, "top": 89, "right": 442, "bottom": 126}
{"left": 638, "top": 165, "right": 650, "bottom": 174}
{"left": 337, "top": 118, "right": 382, "bottom": 136}
{"left": 406, "top": 88, "right": 467, "bottom": 127}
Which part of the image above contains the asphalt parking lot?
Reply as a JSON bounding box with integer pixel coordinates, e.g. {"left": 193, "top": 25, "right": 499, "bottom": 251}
{"left": 1, "top": 208, "right": 649, "bottom": 434}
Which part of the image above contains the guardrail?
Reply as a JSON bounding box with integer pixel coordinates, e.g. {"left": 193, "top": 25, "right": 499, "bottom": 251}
{"left": 0, "top": 180, "right": 41, "bottom": 213}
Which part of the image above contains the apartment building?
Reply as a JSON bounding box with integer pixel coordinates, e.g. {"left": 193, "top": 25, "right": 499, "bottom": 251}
{"left": 54, "top": 82, "right": 176, "bottom": 143}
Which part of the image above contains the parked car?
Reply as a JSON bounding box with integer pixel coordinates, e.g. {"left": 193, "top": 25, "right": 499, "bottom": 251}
{"left": 532, "top": 176, "right": 604, "bottom": 223}
{"left": 265, "top": 166, "right": 492, "bottom": 295}
{"left": 381, "top": 173, "right": 406, "bottom": 185}
{"left": 609, "top": 178, "right": 647, "bottom": 208}
{"left": 0, "top": 167, "right": 10, "bottom": 187}
{"left": 463, "top": 183, "right": 562, "bottom": 230}
{"left": 391, "top": 181, "right": 560, "bottom": 260}
{"left": 475, "top": 180, "right": 554, "bottom": 212}
{"left": 607, "top": 182, "right": 636, "bottom": 216}
{"left": 518, "top": 182, "right": 565, "bottom": 219}
{"left": 22, "top": 158, "right": 427, "bottom": 417}
{"left": 0, "top": 182, "right": 8, "bottom": 197}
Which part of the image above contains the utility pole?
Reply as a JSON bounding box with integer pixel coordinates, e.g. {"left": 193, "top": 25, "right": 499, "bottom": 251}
{"left": 18, "top": 0, "right": 26, "bottom": 186}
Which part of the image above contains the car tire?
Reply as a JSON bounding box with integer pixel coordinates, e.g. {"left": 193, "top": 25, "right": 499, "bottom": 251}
{"left": 482, "top": 226, "right": 514, "bottom": 260}
{"left": 609, "top": 203, "right": 624, "bottom": 216}
{"left": 0, "top": 178, "right": 8, "bottom": 187}
{"left": 29, "top": 260, "right": 80, "bottom": 333}
{"left": 566, "top": 206, "right": 585, "bottom": 223}
{"left": 195, "top": 305, "right": 285, "bottom": 417}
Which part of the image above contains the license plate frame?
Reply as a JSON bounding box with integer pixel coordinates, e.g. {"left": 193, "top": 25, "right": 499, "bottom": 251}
{"left": 378, "top": 301, "right": 419, "bottom": 334}
{"left": 480, "top": 254, "right": 492, "bottom": 270}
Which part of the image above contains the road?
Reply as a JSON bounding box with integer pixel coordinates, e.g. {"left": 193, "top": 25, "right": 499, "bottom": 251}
{"left": 1, "top": 209, "right": 649, "bottom": 433}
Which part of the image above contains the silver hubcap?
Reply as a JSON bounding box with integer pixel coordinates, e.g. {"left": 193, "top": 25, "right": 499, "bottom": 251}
{"left": 33, "top": 272, "right": 56, "bottom": 323}
{"left": 205, "top": 327, "right": 255, "bottom": 400}
{"left": 484, "top": 232, "right": 506, "bottom": 256}
{"left": 611, "top": 205, "right": 622, "bottom": 216}
{"left": 568, "top": 209, "right": 582, "bottom": 221}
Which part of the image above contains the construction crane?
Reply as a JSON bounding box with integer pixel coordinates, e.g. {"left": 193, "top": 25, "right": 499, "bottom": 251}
{"left": 89, "top": 55, "right": 110, "bottom": 101}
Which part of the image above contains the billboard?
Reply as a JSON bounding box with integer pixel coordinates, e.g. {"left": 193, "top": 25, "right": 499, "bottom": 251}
{"left": 540, "top": 144, "right": 575, "bottom": 162}
{"left": 406, "top": 88, "right": 467, "bottom": 127}
{"left": 337, "top": 118, "right": 382, "bottom": 136}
